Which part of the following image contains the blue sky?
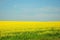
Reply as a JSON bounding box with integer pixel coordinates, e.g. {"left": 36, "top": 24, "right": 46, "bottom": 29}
{"left": 0, "top": 0, "right": 60, "bottom": 21}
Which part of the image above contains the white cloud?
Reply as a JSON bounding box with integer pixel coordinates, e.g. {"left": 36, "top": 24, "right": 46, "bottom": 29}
{"left": 12, "top": 7, "right": 60, "bottom": 20}
{"left": 19, "top": 7, "right": 60, "bottom": 16}
{"left": 16, "top": 12, "right": 60, "bottom": 20}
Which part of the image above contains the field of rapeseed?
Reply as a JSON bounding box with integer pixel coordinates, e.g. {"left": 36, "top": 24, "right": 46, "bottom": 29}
{"left": 0, "top": 21, "right": 60, "bottom": 40}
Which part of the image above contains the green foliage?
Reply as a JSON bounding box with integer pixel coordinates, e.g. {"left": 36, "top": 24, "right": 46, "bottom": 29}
{"left": 1, "top": 28, "right": 60, "bottom": 40}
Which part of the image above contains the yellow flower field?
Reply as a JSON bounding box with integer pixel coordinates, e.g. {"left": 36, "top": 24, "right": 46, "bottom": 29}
{"left": 0, "top": 21, "right": 60, "bottom": 32}
{"left": 0, "top": 21, "right": 60, "bottom": 40}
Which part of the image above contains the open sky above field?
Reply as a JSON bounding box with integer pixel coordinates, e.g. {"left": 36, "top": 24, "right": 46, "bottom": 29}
{"left": 0, "top": 0, "right": 60, "bottom": 21}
